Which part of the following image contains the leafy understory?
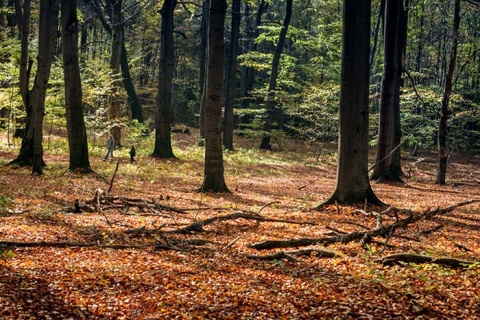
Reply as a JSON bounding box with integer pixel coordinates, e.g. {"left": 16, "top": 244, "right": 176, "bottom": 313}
{"left": 1, "top": 132, "right": 479, "bottom": 319}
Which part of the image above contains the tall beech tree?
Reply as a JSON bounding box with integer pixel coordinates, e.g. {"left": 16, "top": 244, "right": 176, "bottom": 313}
{"left": 259, "top": 0, "right": 293, "bottom": 150}
{"left": 152, "top": 0, "right": 176, "bottom": 158}
{"left": 199, "top": 0, "right": 230, "bottom": 193}
{"left": 323, "top": 0, "right": 383, "bottom": 205}
{"left": 61, "top": 0, "right": 91, "bottom": 172}
{"left": 32, "top": 0, "right": 60, "bottom": 175}
{"left": 437, "top": 0, "right": 460, "bottom": 185}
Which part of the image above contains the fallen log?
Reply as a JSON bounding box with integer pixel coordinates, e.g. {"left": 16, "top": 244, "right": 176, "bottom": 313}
{"left": 376, "top": 253, "right": 478, "bottom": 268}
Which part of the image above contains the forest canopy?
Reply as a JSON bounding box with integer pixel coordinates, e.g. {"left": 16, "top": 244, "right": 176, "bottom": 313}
{"left": 0, "top": 0, "right": 478, "bottom": 156}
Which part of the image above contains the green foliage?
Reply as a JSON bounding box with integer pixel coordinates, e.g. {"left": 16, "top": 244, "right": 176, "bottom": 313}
{"left": 284, "top": 83, "right": 340, "bottom": 142}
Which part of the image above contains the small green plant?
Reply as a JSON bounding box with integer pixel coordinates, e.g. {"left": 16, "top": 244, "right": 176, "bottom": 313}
{"left": 0, "top": 249, "right": 15, "bottom": 261}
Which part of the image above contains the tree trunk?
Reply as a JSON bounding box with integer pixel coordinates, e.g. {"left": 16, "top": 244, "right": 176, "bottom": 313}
{"left": 223, "top": 0, "right": 241, "bottom": 150}
{"left": 199, "top": 0, "right": 230, "bottom": 193}
{"left": 32, "top": 0, "right": 60, "bottom": 175}
{"left": 393, "top": 0, "right": 408, "bottom": 178}
{"left": 199, "top": 0, "right": 208, "bottom": 141}
{"left": 121, "top": 33, "right": 144, "bottom": 123}
{"left": 259, "top": 0, "right": 292, "bottom": 150}
{"left": 370, "top": 0, "right": 385, "bottom": 76}
{"left": 437, "top": 0, "right": 460, "bottom": 185}
{"left": 323, "top": 0, "right": 382, "bottom": 205}
{"left": 239, "top": 1, "right": 267, "bottom": 111}
{"left": 371, "top": 0, "right": 402, "bottom": 182}
{"left": 152, "top": 0, "right": 176, "bottom": 159}
{"left": 61, "top": 0, "right": 91, "bottom": 172}
{"left": 89, "top": 0, "right": 143, "bottom": 124}
{"left": 8, "top": 0, "right": 32, "bottom": 165}
{"left": 108, "top": 0, "right": 123, "bottom": 145}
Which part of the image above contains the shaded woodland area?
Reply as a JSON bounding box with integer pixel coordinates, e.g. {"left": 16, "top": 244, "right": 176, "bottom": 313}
{"left": 0, "top": 0, "right": 480, "bottom": 318}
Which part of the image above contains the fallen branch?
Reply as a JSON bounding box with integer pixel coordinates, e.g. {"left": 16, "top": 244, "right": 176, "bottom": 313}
{"left": 246, "top": 248, "right": 338, "bottom": 262}
{"left": 0, "top": 241, "right": 148, "bottom": 250}
{"left": 376, "top": 253, "right": 478, "bottom": 268}
{"left": 126, "top": 211, "right": 318, "bottom": 235}
{"left": 251, "top": 200, "right": 480, "bottom": 250}
{"left": 172, "top": 211, "right": 317, "bottom": 234}
{"left": 107, "top": 161, "right": 120, "bottom": 195}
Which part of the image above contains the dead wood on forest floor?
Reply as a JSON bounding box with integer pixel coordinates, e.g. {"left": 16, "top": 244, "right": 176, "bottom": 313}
{"left": 126, "top": 211, "right": 318, "bottom": 235}
{"left": 376, "top": 253, "right": 479, "bottom": 268}
{"left": 250, "top": 199, "right": 480, "bottom": 250}
{"left": 246, "top": 248, "right": 338, "bottom": 262}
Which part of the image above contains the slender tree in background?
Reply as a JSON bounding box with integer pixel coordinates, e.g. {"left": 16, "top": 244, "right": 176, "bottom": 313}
{"left": 371, "top": 0, "right": 404, "bottom": 182}
{"left": 8, "top": 0, "right": 32, "bottom": 166}
{"left": 152, "top": 0, "right": 176, "bottom": 158}
{"left": 240, "top": 1, "right": 268, "bottom": 112}
{"left": 61, "top": 0, "right": 91, "bottom": 172}
{"left": 392, "top": 0, "right": 408, "bottom": 177}
{"left": 323, "top": 0, "right": 383, "bottom": 205}
{"left": 370, "top": 0, "right": 386, "bottom": 76}
{"left": 437, "top": 0, "right": 460, "bottom": 185}
{"left": 259, "top": 0, "right": 293, "bottom": 150}
{"left": 199, "top": 0, "right": 230, "bottom": 193}
{"left": 14, "top": 0, "right": 31, "bottom": 120}
{"left": 223, "top": 0, "right": 241, "bottom": 150}
{"left": 32, "top": 0, "right": 60, "bottom": 175}
{"left": 108, "top": 0, "right": 123, "bottom": 146}
{"left": 89, "top": 0, "right": 144, "bottom": 123}
{"left": 199, "top": 0, "right": 208, "bottom": 141}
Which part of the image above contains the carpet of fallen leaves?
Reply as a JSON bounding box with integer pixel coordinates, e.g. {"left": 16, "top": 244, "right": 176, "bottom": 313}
{"left": 1, "top": 131, "right": 479, "bottom": 320}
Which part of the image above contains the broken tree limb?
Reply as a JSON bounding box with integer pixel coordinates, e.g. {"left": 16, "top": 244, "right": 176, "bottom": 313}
{"left": 246, "top": 248, "right": 338, "bottom": 261}
{"left": 0, "top": 241, "right": 148, "bottom": 250}
{"left": 169, "top": 211, "right": 317, "bottom": 234}
{"left": 247, "top": 251, "right": 299, "bottom": 262}
{"left": 251, "top": 200, "right": 480, "bottom": 250}
{"left": 376, "top": 253, "right": 478, "bottom": 268}
{"left": 107, "top": 161, "right": 120, "bottom": 195}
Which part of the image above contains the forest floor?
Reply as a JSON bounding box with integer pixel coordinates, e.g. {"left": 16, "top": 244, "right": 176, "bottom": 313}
{"left": 0, "top": 130, "right": 479, "bottom": 319}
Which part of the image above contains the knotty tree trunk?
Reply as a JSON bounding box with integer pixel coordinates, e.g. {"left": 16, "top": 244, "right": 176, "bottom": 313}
{"left": 437, "top": 0, "right": 460, "bottom": 185}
